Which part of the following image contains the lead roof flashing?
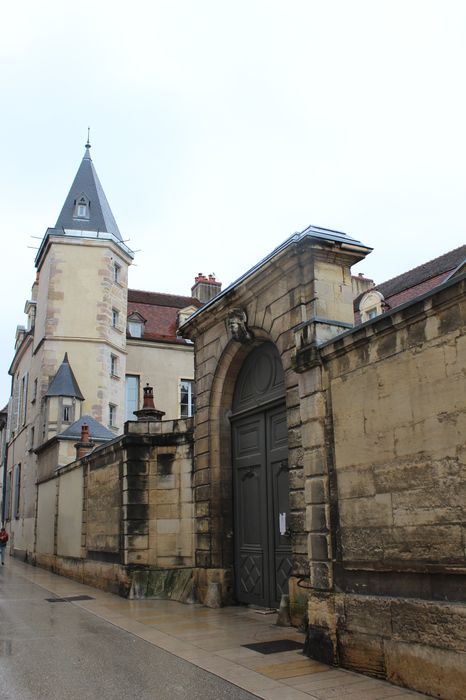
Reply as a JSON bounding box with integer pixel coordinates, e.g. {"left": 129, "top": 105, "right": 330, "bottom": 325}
{"left": 35, "top": 227, "right": 134, "bottom": 267}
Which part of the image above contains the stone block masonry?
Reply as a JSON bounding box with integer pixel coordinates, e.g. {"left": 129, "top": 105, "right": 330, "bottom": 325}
{"left": 34, "top": 418, "right": 195, "bottom": 600}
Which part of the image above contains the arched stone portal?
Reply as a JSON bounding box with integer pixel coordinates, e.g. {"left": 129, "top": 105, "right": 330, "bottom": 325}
{"left": 231, "top": 343, "right": 292, "bottom": 608}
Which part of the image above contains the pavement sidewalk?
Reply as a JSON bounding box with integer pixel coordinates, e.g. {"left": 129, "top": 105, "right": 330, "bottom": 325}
{"left": 7, "top": 558, "right": 429, "bottom": 700}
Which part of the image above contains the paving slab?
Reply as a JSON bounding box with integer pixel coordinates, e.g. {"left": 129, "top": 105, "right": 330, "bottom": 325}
{"left": 2, "top": 558, "right": 431, "bottom": 700}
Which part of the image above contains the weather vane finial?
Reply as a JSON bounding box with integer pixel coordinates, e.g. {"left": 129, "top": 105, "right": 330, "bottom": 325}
{"left": 86, "top": 127, "right": 91, "bottom": 149}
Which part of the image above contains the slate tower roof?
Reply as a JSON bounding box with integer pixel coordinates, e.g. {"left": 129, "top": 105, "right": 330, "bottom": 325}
{"left": 54, "top": 140, "right": 123, "bottom": 241}
{"left": 58, "top": 414, "right": 114, "bottom": 441}
{"left": 45, "top": 353, "right": 84, "bottom": 400}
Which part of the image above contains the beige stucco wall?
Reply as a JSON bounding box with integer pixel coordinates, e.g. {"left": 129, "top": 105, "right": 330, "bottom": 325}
{"left": 36, "top": 480, "right": 56, "bottom": 555}
{"left": 126, "top": 341, "right": 194, "bottom": 420}
{"left": 87, "top": 461, "right": 120, "bottom": 553}
{"left": 34, "top": 236, "right": 131, "bottom": 432}
{"left": 57, "top": 468, "right": 83, "bottom": 558}
{"left": 6, "top": 335, "right": 38, "bottom": 555}
{"left": 35, "top": 237, "right": 129, "bottom": 346}
{"left": 5, "top": 234, "right": 132, "bottom": 559}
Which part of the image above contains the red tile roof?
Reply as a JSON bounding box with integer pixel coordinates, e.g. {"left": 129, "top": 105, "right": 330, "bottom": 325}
{"left": 128, "top": 289, "right": 201, "bottom": 309}
{"left": 354, "top": 245, "right": 466, "bottom": 318}
{"left": 127, "top": 289, "right": 201, "bottom": 344}
{"left": 376, "top": 245, "right": 466, "bottom": 301}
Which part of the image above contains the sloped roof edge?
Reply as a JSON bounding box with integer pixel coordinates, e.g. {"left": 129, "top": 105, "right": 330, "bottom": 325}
{"left": 45, "top": 354, "right": 84, "bottom": 400}
{"left": 58, "top": 414, "right": 115, "bottom": 440}
{"left": 180, "top": 224, "right": 372, "bottom": 329}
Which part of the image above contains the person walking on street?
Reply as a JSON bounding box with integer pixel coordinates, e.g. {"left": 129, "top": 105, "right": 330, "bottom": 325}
{"left": 0, "top": 527, "right": 9, "bottom": 565}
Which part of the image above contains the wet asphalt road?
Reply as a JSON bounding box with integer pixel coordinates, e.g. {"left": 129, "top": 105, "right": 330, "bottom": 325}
{"left": 0, "top": 563, "right": 256, "bottom": 700}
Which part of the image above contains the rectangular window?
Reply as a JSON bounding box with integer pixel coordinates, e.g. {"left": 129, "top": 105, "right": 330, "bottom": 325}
{"left": 112, "top": 309, "right": 119, "bottom": 328}
{"left": 12, "top": 376, "right": 20, "bottom": 434}
{"left": 110, "top": 355, "right": 118, "bottom": 377}
{"left": 19, "top": 373, "right": 28, "bottom": 426}
{"left": 32, "top": 378, "right": 38, "bottom": 402}
{"left": 13, "top": 464, "right": 21, "bottom": 519}
{"left": 113, "top": 263, "right": 121, "bottom": 283}
{"left": 180, "top": 379, "right": 195, "bottom": 418}
{"left": 109, "top": 403, "right": 117, "bottom": 427}
{"left": 29, "top": 426, "right": 35, "bottom": 451}
{"left": 125, "top": 375, "right": 140, "bottom": 421}
{"left": 63, "top": 406, "right": 71, "bottom": 422}
{"left": 4, "top": 471, "right": 12, "bottom": 520}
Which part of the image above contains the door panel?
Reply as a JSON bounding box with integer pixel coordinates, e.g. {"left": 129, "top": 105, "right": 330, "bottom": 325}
{"left": 267, "top": 406, "right": 292, "bottom": 606}
{"left": 233, "top": 405, "right": 291, "bottom": 608}
{"left": 233, "top": 415, "right": 268, "bottom": 605}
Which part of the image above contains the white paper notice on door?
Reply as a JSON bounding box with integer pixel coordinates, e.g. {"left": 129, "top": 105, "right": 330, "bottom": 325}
{"left": 279, "top": 512, "right": 287, "bottom": 536}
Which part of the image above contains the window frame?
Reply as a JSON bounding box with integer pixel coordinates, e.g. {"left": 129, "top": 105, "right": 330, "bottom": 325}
{"left": 125, "top": 374, "right": 140, "bottom": 421}
{"left": 128, "top": 320, "right": 143, "bottom": 338}
{"left": 113, "top": 263, "right": 121, "bottom": 284}
{"left": 109, "top": 403, "right": 117, "bottom": 427}
{"left": 110, "top": 354, "right": 118, "bottom": 377}
{"left": 180, "top": 379, "right": 195, "bottom": 418}
{"left": 4, "top": 471, "right": 12, "bottom": 521}
{"left": 13, "top": 464, "right": 21, "bottom": 520}
{"left": 74, "top": 195, "right": 90, "bottom": 220}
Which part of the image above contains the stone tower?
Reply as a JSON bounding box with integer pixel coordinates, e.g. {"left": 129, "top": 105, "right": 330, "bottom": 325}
{"left": 5, "top": 141, "right": 133, "bottom": 556}
{"left": 33, "top": 140, "right": 134, "bottom": 431}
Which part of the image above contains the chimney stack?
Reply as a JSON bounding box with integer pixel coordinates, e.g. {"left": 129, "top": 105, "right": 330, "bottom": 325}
{"left": 134, "top": 384, "right": 165, "bottom": 422}
{"left": 191, "top": 273, "right": 222, "bottom": 303}
{"left": 74, "top": 423, "right": 95, "bottom": 461}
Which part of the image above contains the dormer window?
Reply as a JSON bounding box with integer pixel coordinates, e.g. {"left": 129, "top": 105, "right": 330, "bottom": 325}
{"left": 128, "top": 321, "right": 143, "bottom": 338}
{"left": 74, "top": 195, "right": 90, "bottom": 220}
{"left": 359, "top": 290, "right": 385, "bottom": 323}
{"left": 127, "top": 312, "right": 146, "bottom": 339}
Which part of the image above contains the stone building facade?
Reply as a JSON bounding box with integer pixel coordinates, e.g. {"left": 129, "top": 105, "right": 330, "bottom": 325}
{"left": 3, "top": 140, "right": 466, "bottom": 700}
{"left": 34, "top": 415, "right": 195, "bottom": 600}
{"left": 181, "top": 226, "right": 466, "bottom": 700}
{"left": 3, "top": 143, "right": 212, "bottom": 561}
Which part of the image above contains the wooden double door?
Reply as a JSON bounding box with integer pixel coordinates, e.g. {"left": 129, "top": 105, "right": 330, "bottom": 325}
{"left": 232, "top": 404, "right": 292, "bottom": 608}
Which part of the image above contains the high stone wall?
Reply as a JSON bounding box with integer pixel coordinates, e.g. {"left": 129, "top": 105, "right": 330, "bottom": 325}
{"left": 306, "top": 274, "right": 466, "bottom": 700}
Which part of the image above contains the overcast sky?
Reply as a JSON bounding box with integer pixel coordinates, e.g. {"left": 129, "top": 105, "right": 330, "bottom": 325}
{"left": 1, "top": 0, "right": 465, "bottom": 404}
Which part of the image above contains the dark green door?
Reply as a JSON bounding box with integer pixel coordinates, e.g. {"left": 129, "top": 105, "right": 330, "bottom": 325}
{"left": 232, "top": 403, "right": 292, "bottom": 608}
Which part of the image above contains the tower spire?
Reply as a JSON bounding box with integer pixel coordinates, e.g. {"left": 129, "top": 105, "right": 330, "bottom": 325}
{"left": 84, "top": 127, "right": 91, "bottom": 159}
{"left": 52, "top": 140, "right": 125, "bottom": 242}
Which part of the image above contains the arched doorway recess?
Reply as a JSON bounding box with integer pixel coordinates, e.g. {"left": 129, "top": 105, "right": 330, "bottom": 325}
{"left": 231, "top": 342, "right": 292, "bottom": 608}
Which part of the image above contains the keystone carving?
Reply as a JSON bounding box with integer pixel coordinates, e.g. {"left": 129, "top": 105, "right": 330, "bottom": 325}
{"left": 227, "top": 308, "right": 253, "bottom": 343}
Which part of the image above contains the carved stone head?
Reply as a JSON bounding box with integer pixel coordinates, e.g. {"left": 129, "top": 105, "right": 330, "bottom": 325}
{"left": 227, "top": 308, "right": 253, "bottom": 343}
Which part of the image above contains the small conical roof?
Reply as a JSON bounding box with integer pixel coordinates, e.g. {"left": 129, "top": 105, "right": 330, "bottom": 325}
{"left": 54, "top": 141, "right": 123, "bottom": 241}
{"left": 45, "top": 353, "right": 84, "bottom": 400}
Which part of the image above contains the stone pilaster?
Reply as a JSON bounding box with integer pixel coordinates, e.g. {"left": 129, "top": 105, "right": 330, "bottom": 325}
{"left": 296, "top": 356, "right": 338, "bottom": 664}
